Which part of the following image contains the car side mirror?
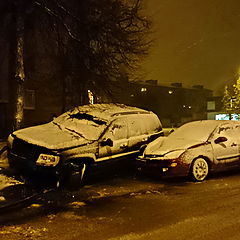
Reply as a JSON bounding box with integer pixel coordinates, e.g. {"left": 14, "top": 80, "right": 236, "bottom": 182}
{"left": 169, "top": 129, "right": 175, "bottom": 134}
{"left": 101, "top": 138, "right": 113, "bottom": 147}
{"left": 214, "top": 136, "right": 228, "bottom": 144}
{"left": 139, "top": 144, "right": 147, "bottom": 155}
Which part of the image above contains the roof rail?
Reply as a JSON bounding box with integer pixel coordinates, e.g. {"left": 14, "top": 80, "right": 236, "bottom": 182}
{"left": 112, "top": 111, "right": 150, "bottom": 117}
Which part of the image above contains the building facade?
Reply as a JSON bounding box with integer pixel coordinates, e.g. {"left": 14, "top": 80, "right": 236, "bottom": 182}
{"left": 114, "top": 81, "right": 213, "bottom": 127}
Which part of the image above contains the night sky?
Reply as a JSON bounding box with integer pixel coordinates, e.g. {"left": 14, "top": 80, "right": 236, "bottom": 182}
{"left": 142, "top": 0, "right": 240, "bottom": 95}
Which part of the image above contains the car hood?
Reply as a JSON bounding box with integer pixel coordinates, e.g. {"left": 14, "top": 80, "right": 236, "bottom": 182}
{"left": 144, "top": 137, "right": 205, "bottom": 157}
{"left": 12, "top": 123, "right": 92, "bottom": 150}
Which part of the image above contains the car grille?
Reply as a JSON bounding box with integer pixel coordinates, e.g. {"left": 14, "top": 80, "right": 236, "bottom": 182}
{"left": 144, "top": 154, "right": 165, "bottom": 159}
{"left": 11, "top": 138, "right": 53, "bottom": 162}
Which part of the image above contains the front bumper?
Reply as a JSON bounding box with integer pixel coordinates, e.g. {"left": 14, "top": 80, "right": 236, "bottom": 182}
{"left": 8, "top": 152, "right": 62, "bottom": 186}
{"left": 136, "top": 157, "right": 188, "bottom": 177}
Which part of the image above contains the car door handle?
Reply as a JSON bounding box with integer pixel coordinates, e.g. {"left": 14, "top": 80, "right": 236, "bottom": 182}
{"left": 120, "top": 143, "right": 128, "bottom": 149}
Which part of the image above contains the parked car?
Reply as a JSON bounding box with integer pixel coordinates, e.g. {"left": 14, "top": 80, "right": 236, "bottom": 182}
{"left": 136, "top": 120, "right": 240, "bottom": 181}
{"left": 8, "top": 104, "right": 162, "bottom": 188}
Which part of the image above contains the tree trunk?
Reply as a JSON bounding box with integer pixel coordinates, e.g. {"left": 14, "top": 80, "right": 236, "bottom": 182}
{"left": 13, "top": 3, "right": 25, "bottom": 130}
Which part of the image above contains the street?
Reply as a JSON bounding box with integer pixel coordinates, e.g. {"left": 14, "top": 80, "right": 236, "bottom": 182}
{"left": 1, "top": 166, "right": 240, "bottom": 240}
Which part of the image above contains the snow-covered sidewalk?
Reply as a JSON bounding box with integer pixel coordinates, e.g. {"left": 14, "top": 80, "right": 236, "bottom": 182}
{"left": 0, "top": 141, "right": 22, "bottom": 202}
{"left": 0, "top": 141, "right": 8, "bottom": 169}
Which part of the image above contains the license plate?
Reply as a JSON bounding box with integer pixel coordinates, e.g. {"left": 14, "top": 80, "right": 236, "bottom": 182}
{"left": 36, "top": 154, "right": 60, "bottom": 167}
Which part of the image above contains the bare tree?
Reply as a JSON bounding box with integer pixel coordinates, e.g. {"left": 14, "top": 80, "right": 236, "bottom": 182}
{"left": 0, "top": 0, "right": 151, "bottom": 129}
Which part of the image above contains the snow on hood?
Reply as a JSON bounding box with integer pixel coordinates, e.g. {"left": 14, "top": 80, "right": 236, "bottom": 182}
{"left": 144, "top": 120, "right": 222, "bottom": 156}
{"left": 144, "top": 137, "right": 204, "bottom": 156}
{"left": 144, "top": 136, "right": 205, "bottom": 156}
{"left": 144, "top": 120, "right": 218, "bottom": 156}
{"left": 12, "top": 123, "right": 92, "bottom": 150}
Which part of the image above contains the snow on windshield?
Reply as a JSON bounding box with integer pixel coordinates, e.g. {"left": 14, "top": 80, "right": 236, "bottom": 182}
{"left": 168, "top": 121, "right": 219, "bottom": 141}
{"left": 53, "top": 112, "right": 108, "bottom": 140}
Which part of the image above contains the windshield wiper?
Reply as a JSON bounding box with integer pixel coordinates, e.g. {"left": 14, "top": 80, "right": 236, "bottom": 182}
{"left": 52, "top": 121, "right": 62, "bottom": 130}
{"left": 65, "top": 127, "right": 92, "bottom": 141}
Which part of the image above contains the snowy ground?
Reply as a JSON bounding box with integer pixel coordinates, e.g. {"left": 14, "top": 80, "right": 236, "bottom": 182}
{"left": 0, "top": 142, "right": 22, "bottom": 202}
{"left": 0, "top": 141, "right": 8, "bottom": 169}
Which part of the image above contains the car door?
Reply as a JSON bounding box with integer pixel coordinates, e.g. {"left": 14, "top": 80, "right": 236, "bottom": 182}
{"left": 232, "top": 122, "right": 240, "bottom": 163}
{"left": 211, "top": 123, "right": 240, "bottom": 167}
{"left": 97, "top": 118, "right": 129, "bottom": 162}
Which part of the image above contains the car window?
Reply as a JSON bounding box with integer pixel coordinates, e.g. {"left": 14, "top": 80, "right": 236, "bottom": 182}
{"left": 213, "top": 123, "right": 237, "bottom": 140}
{"left": 126, "top": 114, "right": 161, "bottom": 137}
{"left": 143, "top": 114, "right": 161, "bottom": 134}
{"left": 127, "top": 115, "right": 144, "bottom": 137}
{"left": 53, "top": 112, "right": 107, "bottom": 140}
{"left": 233, "top": 123, "right": 240, "bottom": 135}
{"left": 169, "top": 121, "right": 219, "bottom": 142}
{"left": 104, "top": 119, "right": 128, "bottom": 140}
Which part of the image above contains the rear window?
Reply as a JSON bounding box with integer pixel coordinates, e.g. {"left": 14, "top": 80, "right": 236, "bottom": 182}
{"left": 126, "top": 113, "right": 161, "bottom": 137}
{"left": 127, "top": 115, "right": 144, "bottom": 137}
{"left": 143, "top": 114, "right": 162, "bottom": 134}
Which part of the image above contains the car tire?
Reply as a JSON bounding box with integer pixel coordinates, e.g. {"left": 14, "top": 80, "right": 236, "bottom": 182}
{"left": 59, "top": 163, "right": 88, "bottom": 190}
{"left": 190, "top": 158, "right": 209, "bottom": 181}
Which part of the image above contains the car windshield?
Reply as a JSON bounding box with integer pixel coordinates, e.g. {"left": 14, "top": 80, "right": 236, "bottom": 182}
{"left": 168, "top": 121, "right": 219, "bottom": 142}
{"left": 52, "top": 112, "right": 108, "bottom": 140}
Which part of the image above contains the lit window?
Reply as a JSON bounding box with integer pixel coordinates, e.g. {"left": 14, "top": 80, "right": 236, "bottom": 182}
{"left": 207, "top": 101, "right": 215, "bottom": 110}
{"left": 24, "top": 89, "right": 35, "bottom": 110}
{"left": 141, "top": 88, "right": 147, "bottom": 92}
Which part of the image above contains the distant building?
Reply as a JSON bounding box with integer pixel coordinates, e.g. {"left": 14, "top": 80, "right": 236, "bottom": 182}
{"left": 113, "top": 81, "right": 213, "bottom": 127}
{"left": 207, "top": 96, "right": 223, "bottom": 120}
{"left": 206, "top": 96, "right": 240, "bottom": 120}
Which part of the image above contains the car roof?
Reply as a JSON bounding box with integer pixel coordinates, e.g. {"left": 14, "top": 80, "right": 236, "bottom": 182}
{"left": 180, "top": 120, "right": 240, "bottom": 136}
{"left": 184, "top": 120, "right": 239, "bottom": 127}
{"left": 70, "top": 103, "right": 150, "bottom": 121}
{"left": 168, "top": 120, "right": 240, "bottom": 142}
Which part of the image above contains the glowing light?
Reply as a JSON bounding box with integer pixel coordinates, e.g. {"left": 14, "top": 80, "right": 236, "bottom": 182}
{"left": 170, "top": 162, "right": 178, "bottom": 167}
{"left": 141, "top": 88, "right": 147, "bottom": 92}
{"left": 168, "top": 90, "right": 173, "bottom": 94}
{"left": 17, "top": 97, "right": 23, "bottom": 104}
{"left": 88, "top": 90, "right": 94, "bottom": 104}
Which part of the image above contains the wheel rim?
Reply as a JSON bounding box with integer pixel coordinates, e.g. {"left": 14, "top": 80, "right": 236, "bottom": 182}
{"left": 192, "top": 158, "right": 208, "bottom": 181}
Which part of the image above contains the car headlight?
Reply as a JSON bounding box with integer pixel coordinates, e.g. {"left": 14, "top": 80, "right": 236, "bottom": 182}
{"left": 36, "top": 154, "right": 60, "bottom": 167}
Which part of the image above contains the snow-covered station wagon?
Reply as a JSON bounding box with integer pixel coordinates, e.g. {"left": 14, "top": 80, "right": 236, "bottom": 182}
{"left": 137, "top": 120, "right": 240, "bottom": 181}
{"left": 8, "top": 104, "right": 162, "bottom": 188}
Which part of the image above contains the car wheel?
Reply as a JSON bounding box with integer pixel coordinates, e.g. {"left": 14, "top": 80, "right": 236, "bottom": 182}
{"left": 190, "top": 158, "right": 209, "bottom": 181}
{"left": 59, "top": 163, "right": 88, "bottom": 190}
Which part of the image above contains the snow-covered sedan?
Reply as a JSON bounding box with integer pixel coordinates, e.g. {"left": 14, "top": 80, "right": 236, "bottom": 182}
{"left": 8, "top": 104, "right": 162, "bottom": 189}
{"left": 136, "top": 120, "right": 240, "bottom": 181}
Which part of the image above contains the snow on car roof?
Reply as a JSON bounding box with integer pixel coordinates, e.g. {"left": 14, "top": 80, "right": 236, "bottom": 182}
{"left": 169, "top": 120, "right": 237, "bottom": 141}
{"left": 70, "top": 103, "right": 150, "bottom": 121}
{"left": 51, "top": 104, "right": 151, "bottom": 140}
